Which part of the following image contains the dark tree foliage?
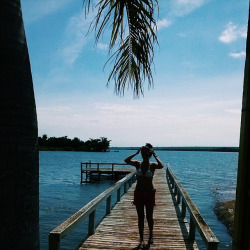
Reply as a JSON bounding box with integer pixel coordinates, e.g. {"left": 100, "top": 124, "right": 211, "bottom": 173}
{"left": 38, "top": 135, "right": 111, "bottom": 152}
{"left": 83, "top": 137, "right": 111, "bottom": 152}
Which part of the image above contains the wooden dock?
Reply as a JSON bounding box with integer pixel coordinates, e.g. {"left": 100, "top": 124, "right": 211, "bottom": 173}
{"left": 49, "top": 165, "right": 219, "bottom": 250}
{"left": 80, "top": 162, "right": 134, "bottom": 183}
{"left": 80, "top": 168, "right": 197, "bottom": 249}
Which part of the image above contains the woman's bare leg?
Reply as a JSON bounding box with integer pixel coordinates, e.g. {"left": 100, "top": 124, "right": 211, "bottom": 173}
{"left": 136, "top": 205, "right": 145, "bottom": 242}
{"left": 146, "top": 205, "right": 154, "bottom": 243}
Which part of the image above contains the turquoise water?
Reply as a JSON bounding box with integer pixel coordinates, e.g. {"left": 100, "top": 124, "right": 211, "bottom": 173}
{"left": 39, "top": 150, "right": 237, "bottom": 249}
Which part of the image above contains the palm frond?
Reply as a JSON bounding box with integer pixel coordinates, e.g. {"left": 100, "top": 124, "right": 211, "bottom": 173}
{"left": 83, "top": 0, "right": 158, "bottom": 97}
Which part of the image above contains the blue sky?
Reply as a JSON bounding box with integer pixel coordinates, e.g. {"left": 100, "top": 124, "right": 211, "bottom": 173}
{"left": 21, "top": 0, "right": 249, "bottom": 147}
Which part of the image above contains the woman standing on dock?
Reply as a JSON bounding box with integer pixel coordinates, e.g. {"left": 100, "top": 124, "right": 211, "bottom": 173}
{"left": 124, "top": 143, "right": 164, "bottom": 248}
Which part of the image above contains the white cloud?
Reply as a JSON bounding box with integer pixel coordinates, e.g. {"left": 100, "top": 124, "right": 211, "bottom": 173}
{"left": 229, "top": 51, "right": 246, "bottom": 59}
{"left": 36, "top": 92, "right": 241, "bottom": 146}
{"left": 22, "top": 0, "right": 73, "bottom": 23}
{"left": 171, "top": 0, "right": 206, "bottom": 17}
{"left": 97, "top": 43, "right": 109, "bottom": 50}
{"left": 61, "top": 11, "right": 96, "bottom": 65}
{"left": 219, "top": 22, "right": 247, "bottom": 43}
{"left": 157, "top": 19, "right": 172, "bottom": 30}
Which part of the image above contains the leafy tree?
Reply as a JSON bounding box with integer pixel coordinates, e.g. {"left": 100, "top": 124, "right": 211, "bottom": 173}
{"left": 83, "top": 137, "right": 111, "bottom": 151}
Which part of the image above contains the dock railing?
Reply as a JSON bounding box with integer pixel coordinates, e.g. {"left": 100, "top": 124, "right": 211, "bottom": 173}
{"left": 80, "top": 162, "right": 132, "bottom": 183}
{"left": 166, "top": 163, "right": 219, "bottom": 250}
{"left": 49, "top": 172, "right": 136, "bottom": 250}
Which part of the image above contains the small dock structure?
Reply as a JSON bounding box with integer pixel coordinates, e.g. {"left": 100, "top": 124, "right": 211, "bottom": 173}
{"left": 80, "top": 161, "right": 134, "bottom": 183}
{"left": 50, "top": 163, "right": 219, "bottom": 249}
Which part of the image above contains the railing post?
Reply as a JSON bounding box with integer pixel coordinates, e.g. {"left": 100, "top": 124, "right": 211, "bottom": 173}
{"left": 189, "top": 216, "right": 196, "bottom": 240}
{"left": 49, "top": 233, "right": 60, "bottom": 250}
{"left": 112, "top": 164, "right": 114, "bottom": 180}
{"left": 124, "top": 182, "right": 128, "bottom": 193}
{"left": 88, "top": 210, "right": 96, "bottom": 236}
{"left": 181, "top": 199, "right": 186, "bottom": 217}
{"left": 177, "top": 189, "right": 181, "bottom": 205}
{"left": 174, "top": 183, "right": 177, "bottom": 195}
{"left": 117, "top": 187, "right": 121, "bottom": 202}
{"left": 129, "top": 178, "right": 132, "bottom": 187}
{"left": 80, "top": 163, "right": 83, "bottom": 184}
{"left": 106, "top": 196, "right": 111, "bottom": 215}
{"left": 97, "top": 163, "right": 99, "bottom": 171}
{"left": 207, "top": 242, "right": 218, "bottom": 250}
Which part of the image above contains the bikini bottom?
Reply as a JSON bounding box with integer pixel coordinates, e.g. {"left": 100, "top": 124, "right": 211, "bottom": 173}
{"left": 133, "top": 189, "right": 156, "bottom": 207}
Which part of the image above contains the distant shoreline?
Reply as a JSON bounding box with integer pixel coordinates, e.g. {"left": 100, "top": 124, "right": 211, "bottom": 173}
{"left": 110, "top": 146, "right": 239, "bottom": 152}
{"left": 39, "top": 146, "right": 239, "bottom": 152}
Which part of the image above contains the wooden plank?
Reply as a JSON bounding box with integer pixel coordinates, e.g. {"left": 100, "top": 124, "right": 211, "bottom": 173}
{"left": 79, "top": 169, "right": 199, "bottom": 249}
{"left": 50, "top": 173, "right": 135, "bottom": 239}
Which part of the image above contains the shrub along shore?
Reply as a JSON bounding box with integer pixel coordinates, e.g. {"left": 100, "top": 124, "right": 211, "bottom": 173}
{"left": 213, "top": 200, "right": 235, "bottom": 236}
{"left": 38, "top": 135, "right": 111, "bottom": 152}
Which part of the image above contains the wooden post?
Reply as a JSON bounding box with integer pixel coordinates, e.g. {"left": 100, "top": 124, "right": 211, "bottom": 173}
{"left": 88, "top": 210, "right": 96, "bottom": 235}
{"left": 124, "top": 182, "right": 127, "bottom": 193}
{"left": 171, "top": 176, "right": 174, "bottom": 189}
{"left": 181, "top": 199, "right": 186, "bottom": 217}
{"left": 49, "top": 233, "right": 60, "bottom": 250}
{"left": 80, "top": 163, "right": 83, "bottom": 184}
{"left": 106, "top": 196, "right": 111, "bottom": 215}
{"left": 207, "top": 242, "right": 218, "bottom": 250}
{"left": 112, "top": 164, "right": 114, "bottom": 180}
{"left": 189, "top": 216, "right": 196, "bottom": 240}
{"left": 177, "top": 189, "right": 181, "bottom": 205}
{"left": 174, "top": 183, "right": 177, "bottom": 195}
{"left": 117, "top": 187, "right": 121, "bottom": 202}
{"left": 233, "top": 3, "right": 250, "bottom": 250}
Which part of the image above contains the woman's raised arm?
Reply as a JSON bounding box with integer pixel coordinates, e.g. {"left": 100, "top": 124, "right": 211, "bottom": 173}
{"left": 124, "top": 148, "right": 141, "bottom": 167}
{"left": 151, "top": 150, "right": 164, "bottom": 169}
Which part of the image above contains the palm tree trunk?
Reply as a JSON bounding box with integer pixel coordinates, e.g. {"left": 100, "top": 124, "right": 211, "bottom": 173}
{"left": 0, "top": 0, "right": 39, "bottom": 249}
{"left": 233, "top": 3, "right": 250, "bottom": 250}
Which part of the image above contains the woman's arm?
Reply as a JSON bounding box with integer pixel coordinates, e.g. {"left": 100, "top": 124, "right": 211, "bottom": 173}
{"left": 124, "top": 148, "right": 141, "bottom": 167}
{"left": 151, "top": 150, "right": 164, "bottom": 169}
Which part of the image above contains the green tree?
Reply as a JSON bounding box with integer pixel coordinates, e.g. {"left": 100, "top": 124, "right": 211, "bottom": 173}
{"left": 0, "top": 0, "right": 39, "bottom": 249}
{"left": 84, "top": 137, "right": 111, "bottom": 151}
{"left": 100, "top": 137, "right": 111, "bottom": 152}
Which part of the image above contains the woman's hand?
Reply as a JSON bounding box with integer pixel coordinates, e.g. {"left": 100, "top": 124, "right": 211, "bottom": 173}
{"left": 136, "top": 147, "right": 141, "bottom": 155}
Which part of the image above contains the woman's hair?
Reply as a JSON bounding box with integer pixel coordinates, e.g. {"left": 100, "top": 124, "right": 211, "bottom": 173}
{"left": 145, "top": 143, "right": 153, "bottom": 149}
{"left": 141, "top": 143, "right": 153, "bottom": 157}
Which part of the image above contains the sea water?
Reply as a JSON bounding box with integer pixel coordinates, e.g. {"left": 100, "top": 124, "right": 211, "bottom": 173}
{"left": 39, "top": 150, "right": 237, "bottom": 249}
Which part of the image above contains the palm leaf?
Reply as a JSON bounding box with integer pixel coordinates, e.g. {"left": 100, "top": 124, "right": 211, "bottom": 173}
{"left": 83, "top": 0, "right": 158, "bottom": 97}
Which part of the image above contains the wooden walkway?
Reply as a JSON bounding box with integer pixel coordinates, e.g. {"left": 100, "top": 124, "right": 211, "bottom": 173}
{"left": 79, "top": 169, "right": 198, "bottom": 249}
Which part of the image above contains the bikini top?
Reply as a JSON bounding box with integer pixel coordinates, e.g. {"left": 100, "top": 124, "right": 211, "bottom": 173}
{"left": 136, "top": 163, "right": 154, "bottom": 178}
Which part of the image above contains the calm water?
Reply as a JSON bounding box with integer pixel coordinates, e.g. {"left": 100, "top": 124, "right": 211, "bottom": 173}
{"left": 40, "top": 150, "right": 238, "bottom": 249}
